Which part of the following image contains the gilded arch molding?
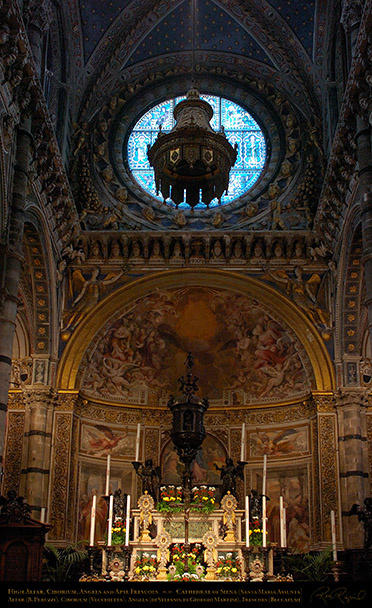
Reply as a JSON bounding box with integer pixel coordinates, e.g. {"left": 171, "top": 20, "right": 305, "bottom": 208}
{"left": 57, "top": 269, "right": 335, "bottom": 396}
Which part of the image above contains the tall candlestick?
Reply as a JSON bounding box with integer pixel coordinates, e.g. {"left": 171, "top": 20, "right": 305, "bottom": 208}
{"left": 105, "top": 454, "right": 111, "bottom": 495}
{"left": 89, "top": 495, "right": 97, "bottom": 546}
{"left": 245, "top": 495, "right": 250, "bottom": 547}
{"left": 262, "top": 454, "right": 267, "bottom": 496}
{"left": 107, "top": 494, "right": 114, "bottom": 547}
{"left": 330, "top": 510, "right": 337, "bottom": 561}
{"left": 279, "top": 496, "right": 284, "bottom": 547}
{"left": 283, "top": 507, "right": 287, "bottom": 548}
{"left": 125, "top": 495, "right": 131, "bottom": 546}
{"left": 135, "top": 424, "right": 141, "bottom": 461}
{"left": 240, "top": 423, "right": 246, "bottom": 461}
{"left": 262, "top": 495, "right": 267, "bottom": 548}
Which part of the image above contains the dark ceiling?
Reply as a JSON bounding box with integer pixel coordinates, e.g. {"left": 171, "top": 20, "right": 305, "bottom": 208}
{"left": 78, "top": 0, "right": 317, "bottom": 66}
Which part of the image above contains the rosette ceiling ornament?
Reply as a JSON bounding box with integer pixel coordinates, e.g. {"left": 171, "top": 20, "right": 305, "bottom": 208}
{"left": 147, "top": 88, "right": 238, "bottom": 210}
{"left": 147, "top": 0, "right": 237, "bottom": 210}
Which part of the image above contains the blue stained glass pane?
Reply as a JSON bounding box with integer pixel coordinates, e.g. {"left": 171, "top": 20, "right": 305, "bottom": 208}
{"left": 243, "top": 132, "right": 266, "bottom": 169}
{"left": 135, "top": 100, "right": 173, "bottom": 130}
{"left": 127, "top": 131, "right": 152, "bottom": 169}
{"left": 126, "top": 94, "right": 267, "bottom": 208}
{"left": 221, "top": 98, "right": 260, "bottom": 130}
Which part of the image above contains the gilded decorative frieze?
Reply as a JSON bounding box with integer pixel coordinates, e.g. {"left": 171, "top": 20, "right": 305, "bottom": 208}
{"left": 55, "top": 391, "right": 79, "bottom": 410}
{"left": 318, "top": 415, "right": 338, "bottom": 540}
{"left": 3, "top": 411, "right": 25, "bottom": 496}
{"left": 7, "top": 391, "right": 25, "bottom": 410}
{"left": 312, "top": 393, "right": 336, "bottom": 412}
{"left": 76, "top": 400, "right": 171, "bottom": 427}
{"left": 311, "top": 418, "right": 321, "bottom": 543}
{"left": 66, "top": 414, "right": 81, "bottom": 543}
{"left": 49, "top": 413, "right": 73, "bottom": 540}
{"left": 144, "top": 427, "right": 160, "bottom": 464}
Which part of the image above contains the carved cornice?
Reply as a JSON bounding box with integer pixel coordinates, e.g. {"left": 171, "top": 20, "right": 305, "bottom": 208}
{"left": 334, "top": 388, "right": 370, "bottom": 408}
{"left": 62, "top": 230, "right": 330, "bottom": 270}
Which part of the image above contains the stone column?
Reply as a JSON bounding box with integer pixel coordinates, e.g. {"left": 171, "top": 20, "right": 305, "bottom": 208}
{"left": 23, "top": 0, "right": 49, "bottom": 79}
{"left": 340, "top": 0, "right": 363, "bottom": 57}
{"left": 0, "top": 119, "right": 32, "bottom": 463}
{"left": 19, "top": 387, "right": 55, "bottom": 520}
{"left": 335, "top": 390, "right": 369, "bottom": 548}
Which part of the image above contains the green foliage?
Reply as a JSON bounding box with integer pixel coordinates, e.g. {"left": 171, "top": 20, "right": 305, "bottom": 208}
{"left": 42, "top": 542, "right": 88, "bottom": 582}
{"left": 284, "top": 547, "right": 333, "bottom": 581}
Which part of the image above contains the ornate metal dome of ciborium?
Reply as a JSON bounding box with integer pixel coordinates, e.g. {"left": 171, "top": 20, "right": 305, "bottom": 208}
{"left": 147, "top": 88, "right": 237, "bottom": 209}
{"left": 167, "top": 352, "right": 209, "bottom": 492}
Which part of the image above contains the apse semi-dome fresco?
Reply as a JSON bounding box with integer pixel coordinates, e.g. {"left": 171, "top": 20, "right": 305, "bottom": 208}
{"left": 127, "top": 95, "right": 267, "bottom": 209}
{"left": 80, "top": 287, "right": 313, "bottom": 405}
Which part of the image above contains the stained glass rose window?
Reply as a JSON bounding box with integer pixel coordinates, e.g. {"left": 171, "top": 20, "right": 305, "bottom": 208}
{"left": 127, "top": 95, "right": 267, "bottom": 209}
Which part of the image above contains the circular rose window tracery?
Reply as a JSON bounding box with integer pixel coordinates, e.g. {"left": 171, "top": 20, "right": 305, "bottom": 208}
{"left": 126, "top": 95, "right": 267, "bottom": 210}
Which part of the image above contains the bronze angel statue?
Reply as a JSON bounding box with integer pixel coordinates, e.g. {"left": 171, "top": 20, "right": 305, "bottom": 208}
{"left": 215, "top": 457, "right": 247, "bottom": 500}
{"left": 132, "top": 459, "right": 161, "bottom": 501}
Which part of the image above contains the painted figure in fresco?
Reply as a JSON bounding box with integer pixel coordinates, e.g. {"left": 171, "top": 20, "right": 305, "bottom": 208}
{"left": 83, "top": 424, "right": 126, "bottom": 456}
{"left": 82, "top": 287, "right": 308, "bottom": 403}
{"left": 215, "top": 458, "right": 247, "bottom": 499}
{"left": 264, "top": 266, "right": 330, "bottom": 329}
{"left": 62, "top": 268, "right": 125, "bottom": 332}
{"left": 350, "top": 498, "right": 372, "bottom": 549}
{"left": 251, "top": 427, "right": 302, "bottom": 457}
{"left": 132, "top": 459, "right": 161, "bottom": 501}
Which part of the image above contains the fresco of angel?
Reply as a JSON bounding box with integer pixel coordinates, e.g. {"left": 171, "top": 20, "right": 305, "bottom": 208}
{"left": 264, "top": 266, "right": 330, "bottom": 329}
{"left": 250, "top": 426, "right": 308, "bottom": 457}
{"left": 62, "top": 267, "right": 125, "bottom": 332}
{"left": 81, "top": 424, "right": 129, "bottom": 457}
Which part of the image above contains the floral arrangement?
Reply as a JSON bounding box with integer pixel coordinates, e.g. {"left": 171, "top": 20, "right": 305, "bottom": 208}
{"left": 249, "top": 517, "right": 269, "bottom": 546}
{"left": 190, "top": 486, "right": 216, "bottom": 513}
{"left": 133, "top": 552, "right": 158, "bottom": 580}
{"left": 168, "top": 543, "right": 204, "bottom": 581}
{"left": 111, "top": 518, "right": 127, "bottom": 545}
{"left": 156, "top": 485, "right": 183, "bottom": 513}
{"left": 215, "top": 552, "right": 241, "bottom": 580}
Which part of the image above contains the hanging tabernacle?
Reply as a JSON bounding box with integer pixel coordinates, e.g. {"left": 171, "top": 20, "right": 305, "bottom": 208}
{"left": 147, "top": 88, "right": 237, "bottom": 209}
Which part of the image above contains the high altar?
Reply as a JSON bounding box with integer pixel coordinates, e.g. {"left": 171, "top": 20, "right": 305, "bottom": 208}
{"left": 84, "top": 492, "right": 281, "bottom": 583}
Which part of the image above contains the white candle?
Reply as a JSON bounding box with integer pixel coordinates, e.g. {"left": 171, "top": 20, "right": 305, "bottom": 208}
{"left": 262, "top": 495, "right": 267, "bottom": 548}
{"left": 105, "top": 454, "right": 111, "bottom": 495}
{"left": 262, "top": 454, "right": 267, "bottom": 496}
{"left": 125, "top": 495, "right": 131, "bottom": 546}
{"left": 331, "top": 510, "right": 337, "bottom": 561}
{"left": 40, "top": 507, "right": 46, "bottom": 523}
{"left": 135, "top": 424, "right": 141, "bottom": 461}
{"left": 107, "top": 494, "right": 114, "bottom": 547}
{"left": 279, "top": 496, "right": 284, "bottom": 547}
{"left": 89, "top": 495, "right": 97, "bottom": 546}
{"left": 240, "top": 423, "right": 246, "bottom": 461}
{"left": 245, "top": 495, "right": 250, "bottom": 547}
{"left": 283, "top": 507, "right": 287, "bottom": 548}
